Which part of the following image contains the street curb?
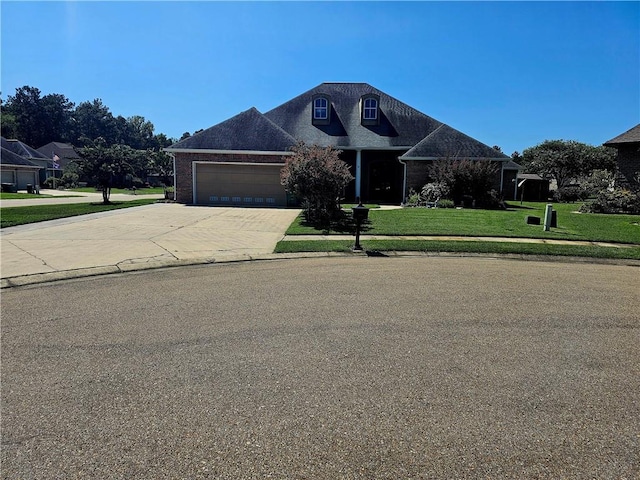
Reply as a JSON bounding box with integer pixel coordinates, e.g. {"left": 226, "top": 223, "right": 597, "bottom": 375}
{"left": 2, "top": 250, "right": 638, "bottom": 289}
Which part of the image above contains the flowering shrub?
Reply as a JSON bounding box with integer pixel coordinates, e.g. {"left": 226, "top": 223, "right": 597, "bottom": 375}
{"left": 281, "top": 142, "right": 353, "bottom": 227}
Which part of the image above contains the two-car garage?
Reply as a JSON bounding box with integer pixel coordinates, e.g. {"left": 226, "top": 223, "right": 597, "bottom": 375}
{"left": 193, "top": 162, "right": 288, "bottom": 206}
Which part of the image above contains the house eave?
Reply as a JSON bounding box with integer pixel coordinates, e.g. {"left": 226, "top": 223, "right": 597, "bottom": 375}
{"left": 164, "top": 148, "right": 294, "bottom": 156}
{"left": 399, "top": 156, "right": 509, "bottom": 161}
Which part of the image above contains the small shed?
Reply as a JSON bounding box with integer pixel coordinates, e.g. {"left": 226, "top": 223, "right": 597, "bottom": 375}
{"left": 516, "top": 173, "right": 550, "bottom": 202}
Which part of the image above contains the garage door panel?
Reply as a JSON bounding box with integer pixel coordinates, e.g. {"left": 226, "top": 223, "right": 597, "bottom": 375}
{"left": 195, "top": 163, "right": 287, "bottom": 206}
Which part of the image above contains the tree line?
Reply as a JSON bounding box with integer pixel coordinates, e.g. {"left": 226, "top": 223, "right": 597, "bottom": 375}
{"left": 1, "top": 85, "right": 184, "bottom": 201}
{"left": 1, "top": 85, "right": 176, "bottom": 150}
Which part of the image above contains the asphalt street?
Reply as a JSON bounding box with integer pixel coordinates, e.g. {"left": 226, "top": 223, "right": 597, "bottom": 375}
{"left": 2, "top": 257, "right": 639, "bottom": 479}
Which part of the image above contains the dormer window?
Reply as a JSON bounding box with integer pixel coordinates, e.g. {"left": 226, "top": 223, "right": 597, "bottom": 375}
{"left": 312, "top": 94, "right": 331, "bottom": 125}
{"left": 360, "top": 94, "right": 380, "bottom": 126}
{"left": 363, "top": 97, "right": 378, "bottom": 120}
{"left": 314, "top": 97, "right": 328, "bottom": 119}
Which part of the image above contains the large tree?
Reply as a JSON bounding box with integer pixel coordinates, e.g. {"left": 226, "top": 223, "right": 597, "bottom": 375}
{"left": 280, "top": 143, "right": 353, "bottom": 226}
{"left": 1, "top": 86, "right": 74, "bottom": 147}
{"left": 521, "top": 140, "right": 616, "bottom": 189}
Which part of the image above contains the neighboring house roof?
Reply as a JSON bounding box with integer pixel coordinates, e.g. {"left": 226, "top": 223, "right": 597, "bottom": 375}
{"left": 37, "top": 142, "right": 81, "bottom": 160}
{"left": 169, "top": 107, "right": 298, "bottom": 152}
{"left": 1, "top": 137, "right": 50, "bottom": 161}
{"left": 603, "top": 124, "right": 640, "bottom": 146}
{"left": 517, "top": 173, "right": 546, "bottom": 181}
{"left": 0, "top": 147, "right": 41, "bottom": 168}
{"left": 503, "top": 160, "right": 522, "bottom": 170}
{"left": 167, "top": 82, "right": 508, "bottom": 159}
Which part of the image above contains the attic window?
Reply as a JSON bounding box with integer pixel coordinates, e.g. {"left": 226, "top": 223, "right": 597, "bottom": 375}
{"left": 312, "top": 94, "right": 331, "bottom": 125}
{"left": 363, "top": 98, "right": 378, "bottom": 120}
{"left": 360, "top": 94, "right": 380, "bottom": 126}
{"left": 314, "top": 97, "right": 328, "bottom": 120}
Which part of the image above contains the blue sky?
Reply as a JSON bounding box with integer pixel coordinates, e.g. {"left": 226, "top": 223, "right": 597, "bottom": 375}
{"left": 2, "top": 1, "right": 638, "bottom": 154}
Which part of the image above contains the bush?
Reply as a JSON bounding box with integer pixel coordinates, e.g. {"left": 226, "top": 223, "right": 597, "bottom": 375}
{"left": 421, "top": 182, "right": 450, "bottom": 204}
{"left": 580, "top": 189, "right": 640, "bottom": 214}
{"left": 437, "top": 199, "right": 455, "bottom": 208}
{"left": 404, "top": 189, "right": 422, "bottom": 207}
{"left": 553, "top": 185, "right": 589, "bottom": 203}
{"left": 280, "top": 142, "right": 353, "bottom": 227}
{"left": 428, "top": 159, "right": 501, "bottom": 208}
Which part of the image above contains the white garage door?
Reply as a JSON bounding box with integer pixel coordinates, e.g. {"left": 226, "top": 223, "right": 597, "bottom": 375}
{"left": 195, "top": 163, "right": 287, "bottom": 206}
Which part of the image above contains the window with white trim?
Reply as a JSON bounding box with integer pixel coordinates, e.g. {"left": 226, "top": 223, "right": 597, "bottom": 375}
{"left": 363, "top": 97, "right": 378, "bottom": 120}
{"left": 313, "top": 97, "right": 328, "bottom": 120}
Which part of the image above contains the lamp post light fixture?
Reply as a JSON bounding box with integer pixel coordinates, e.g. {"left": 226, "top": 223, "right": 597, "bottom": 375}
{"left": 351, "top": 197, "right": 369, "bottom": 251}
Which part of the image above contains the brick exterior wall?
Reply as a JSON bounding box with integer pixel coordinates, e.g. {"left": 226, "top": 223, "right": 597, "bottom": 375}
{"left": 173, "top": 152, "right": 287, "bottom": 204}
{"left": 404, "top": 160, "right": 432, "bottom": 195}
{"left": 614, "top": 144, "right": 640, "bottom": 189}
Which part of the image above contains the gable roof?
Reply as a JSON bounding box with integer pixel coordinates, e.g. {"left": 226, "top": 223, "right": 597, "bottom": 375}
{"left": 168, "top": 107, "right": 297, "bottom": 152}
{"left": 1, "top": 137, "right": 50, "bottom": 160}
{"left": 167, "top": 82, "right": 507, "bottom": 159}
{"left": 604, "top": 124, "right": 640, "bottom": 146}
{"left": 37, "top": 142, "right": 81, "bottom": 160}
{"left": 0, "top": 147, "right": 41, "bottom": 168}
{"left": 400, "top": 124, "right": 506, "bottom": 159}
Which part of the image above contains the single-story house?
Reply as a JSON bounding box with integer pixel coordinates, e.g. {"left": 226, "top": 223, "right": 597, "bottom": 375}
{"left": 165, "top": 82, "right": 513, "bottom": 206}
{"left": 1, "top": 146, "right": 42, "bottom": 190}
{"left": 37, "top": 142, "right": 82, "bottom": 173}
{"left": 603, "top": 124, "right": 640, "bottom": 189}
{"left": 1, "top": 137, "right": 55, "bottom": 185}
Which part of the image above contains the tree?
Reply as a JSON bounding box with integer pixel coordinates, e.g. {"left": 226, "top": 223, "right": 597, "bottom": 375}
{"left": 280, "top": 143, "right": 353, "bottom": 226}
{"left": 521, "top": 140, "right": 616, "bottom": 189}
{"left": 77, "top": 139, "right": 137, "bottom": 203}
{"left": 1, "top": 86, "right": 74, "bottom": 147}
{"left": 72, "top": 99, "right": 118, "bottom": 146}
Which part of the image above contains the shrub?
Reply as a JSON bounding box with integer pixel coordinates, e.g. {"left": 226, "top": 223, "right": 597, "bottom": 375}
{"left": 429, "top": 159, "right": 500, "bottom": 208}
{"left": 580, "top": 189, "right": 640, "bottom": 214}
{"left": 404, "top": 189, "right": 422, "bottom": 207}
{"left": 420, "top": 182, "right": 450, "bottom": 204}
{"left": 437, "top": 199, "right": 455, "bottom": 208}
{"left": 280, "top": 142, "right": 353, "bottom": 227}
{"left": 553, "top": 185, "right": 589, "bottom": 202}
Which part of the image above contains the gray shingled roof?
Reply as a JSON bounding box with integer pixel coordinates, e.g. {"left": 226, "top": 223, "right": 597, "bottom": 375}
{"left": 167, "top": 83, "right": 506, "bottom": 158}
{"left": 168, "top": 107, "right": 297, "bottom": 152}
{"left": 263, "top": 83, "right": 444, "bottom": 149}
{"left": 37, "top": 142, "right": 81, "bottom": 160}
{"left": 604, "top": 124, "right": 640, "bottom": 146}
{"left": 400, "top": 124, "right": 507, "bottom": 159}
{"left": 0, "top": 147, "right": 41, "bottom": 167}
{"left": 1, "top": 137, "right": 50, "bottom": 160}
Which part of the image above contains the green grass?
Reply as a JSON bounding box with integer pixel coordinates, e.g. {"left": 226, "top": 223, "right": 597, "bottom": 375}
{"left": 69, "top": 187, "right": 167, "bottom": 195}
{"left": 275, "top": 239, "right": 640, "bottom": 260}
{"left": 0, "top": 192, "right": 84, "bottom": 200}
{"left": 0, "top": 199, "right": 158, "bottom": 228}
{"left": 285, "top": 202, "right": 640, "bottom": 245}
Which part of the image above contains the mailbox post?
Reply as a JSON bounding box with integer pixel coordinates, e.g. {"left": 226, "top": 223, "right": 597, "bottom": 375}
{"left": 351, "top": 198, "right": 369, "bottom": 251}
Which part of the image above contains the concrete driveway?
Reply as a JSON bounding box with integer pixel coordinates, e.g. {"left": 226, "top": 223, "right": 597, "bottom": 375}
{"left": 1, "top": 204, "right": 301, "bottom": 284}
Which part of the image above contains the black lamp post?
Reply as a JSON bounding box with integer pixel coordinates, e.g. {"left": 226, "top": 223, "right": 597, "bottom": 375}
{"left": 351, "top": 197, "right": 369, "bottom": 251}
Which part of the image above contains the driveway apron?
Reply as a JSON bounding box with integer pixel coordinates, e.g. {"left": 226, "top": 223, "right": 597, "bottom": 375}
{"left": 0, "top": 204, "right": 301, "bottom": 279}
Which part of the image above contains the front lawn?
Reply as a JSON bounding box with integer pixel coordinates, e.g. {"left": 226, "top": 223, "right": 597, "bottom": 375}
{"left": 285, "top": 202, "right": 640, "bottom": 245}
{"left": 68, "top": 187, "right": 167, "bottom": 195}
{"left": 0, "top": 199, "right": 158, "bottom": 228}
{"left": 0, "top": 192, "right": 83, "bottom": 200}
